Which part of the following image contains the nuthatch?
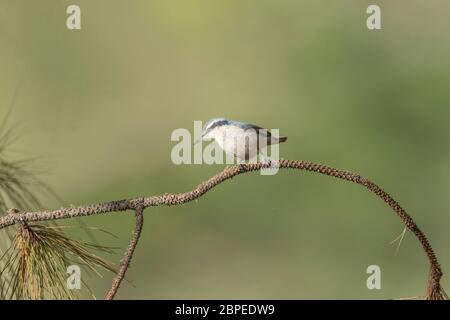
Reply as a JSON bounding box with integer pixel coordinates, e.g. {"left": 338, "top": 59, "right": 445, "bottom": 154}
{"left": 195, "top": 118, "right": 287, "bottom": 161}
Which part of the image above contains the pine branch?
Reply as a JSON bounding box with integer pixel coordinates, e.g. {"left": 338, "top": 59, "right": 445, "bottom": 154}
{"left": 105, "top": 203, "right": 144, "bottom": 300}
{"left": 0, "top": 160, "right": 446, "bottom": 300}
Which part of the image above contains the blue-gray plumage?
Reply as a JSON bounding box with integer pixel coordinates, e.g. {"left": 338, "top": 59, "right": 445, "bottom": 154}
{"left": 197, "top": 118, "right": 287, "bottom": 161}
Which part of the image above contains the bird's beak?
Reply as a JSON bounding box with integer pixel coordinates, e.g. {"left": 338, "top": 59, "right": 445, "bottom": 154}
{"left": 193, "top": 134, "right": 204, "bottom": 146}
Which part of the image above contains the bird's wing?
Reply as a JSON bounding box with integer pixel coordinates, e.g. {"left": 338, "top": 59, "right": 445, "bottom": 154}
{"left": 241, "top": 123, "right": 276, "bottom": 147}
{"left": 241, "top": 123, "right": 272, "bottom": 138}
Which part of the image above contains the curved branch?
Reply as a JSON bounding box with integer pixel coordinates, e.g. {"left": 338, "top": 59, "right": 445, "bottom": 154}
{"left": 0, "top": 159, "right": 446, "bottom": 299}
{"left": 106, "top": 202, "right": 144, "bottom": 300}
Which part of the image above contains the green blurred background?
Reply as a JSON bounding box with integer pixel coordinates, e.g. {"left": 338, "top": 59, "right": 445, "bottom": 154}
{"left": 1, "top": 0, "right": 450, "bottom": 299}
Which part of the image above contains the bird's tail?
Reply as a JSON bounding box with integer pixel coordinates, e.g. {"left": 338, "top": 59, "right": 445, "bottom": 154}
{"left": 278, "top": 136, "right": 288, "bottom": 143}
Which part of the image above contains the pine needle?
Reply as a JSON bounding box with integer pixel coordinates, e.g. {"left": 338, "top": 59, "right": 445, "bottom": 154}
{"left": 389, "top": 226, "right": 407, "bottom": 256}
{"left": 0, "top": 223, "right": 117, "bottom": 299}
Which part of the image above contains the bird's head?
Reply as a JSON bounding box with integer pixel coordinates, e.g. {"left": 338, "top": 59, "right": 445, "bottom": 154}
{"left": 195, "top": 118, "right": 229, "bottom": 144}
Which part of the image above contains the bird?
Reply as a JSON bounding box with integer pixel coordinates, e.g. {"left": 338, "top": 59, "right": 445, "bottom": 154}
{"left": 195, "top": 118, "right": 287, "bottom": 161}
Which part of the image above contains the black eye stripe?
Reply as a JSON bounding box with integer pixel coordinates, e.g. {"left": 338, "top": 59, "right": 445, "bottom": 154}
{"left": 206, "top": 120, "right": 227, "bottom": 131}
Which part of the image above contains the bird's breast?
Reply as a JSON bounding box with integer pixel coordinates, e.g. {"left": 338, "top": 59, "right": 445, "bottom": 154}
{"left": 214, "top": 126, "right": 259, "bottom": 160}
